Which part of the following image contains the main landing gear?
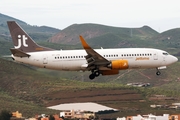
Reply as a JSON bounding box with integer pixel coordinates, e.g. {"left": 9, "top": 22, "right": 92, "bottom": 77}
{"left": 89, "top": 70, "right": 100, "bottom": 80}
{"left": 156, "top": 68, "right": 161, "bottom": 76}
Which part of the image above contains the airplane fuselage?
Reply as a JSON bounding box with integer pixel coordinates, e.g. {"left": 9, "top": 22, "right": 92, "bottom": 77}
{"left": 8, "top": 21, "right": 178, "bottom": 79}
{"left": 12, "top": 48, "right": 177, "bottom": 72}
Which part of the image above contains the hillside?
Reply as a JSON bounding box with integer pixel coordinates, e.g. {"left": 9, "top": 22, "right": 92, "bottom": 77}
{"left": 48, "top": 22, "right": 180, "bottom": 52}
{"left": 149, "top": 28, "right": 180, "bottom": 49}
{"left": 49, "top": 24, "right": 158, "bottom": 47}
{"left": 1, "top": 13, "right": 180, "bottom": 118}
{"left": 0, "top": 13, "right": 60, "bottom": 41}
{"left": 0, "top": 58, "right": 143, "bottom": 116}
{"left": 1, "top": 58, "right": 180, "bottom": 117}
{"left": 37, "top": 61, "right": 180, "bottom": 85}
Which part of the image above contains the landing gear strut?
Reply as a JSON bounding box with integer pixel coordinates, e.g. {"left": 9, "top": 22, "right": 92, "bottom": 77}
{"left": 156, "top": 68, "right": 161, "bottom": 76}
{"left": 89, "top": 70, "right": 100, "bottom": 80}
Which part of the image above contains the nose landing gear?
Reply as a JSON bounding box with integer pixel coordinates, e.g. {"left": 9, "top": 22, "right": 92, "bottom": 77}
{"left": 156, "top": 71, "right": 161, "bottom": 75}
{"left": 156, "top": 68, "right": 161, "bottom": 76}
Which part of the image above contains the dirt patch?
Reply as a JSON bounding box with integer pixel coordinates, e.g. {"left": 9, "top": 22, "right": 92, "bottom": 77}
{"left": 44, "top": 88, "right": 142, "bottom": 106}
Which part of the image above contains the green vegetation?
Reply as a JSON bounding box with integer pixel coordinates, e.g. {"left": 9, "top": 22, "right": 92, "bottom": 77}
{"left": 0, "top": 58, "right": 180, "bottom": 117}
{"left": 0, "top": 13, "right": 180, "bottom": 118}
{"left": 49, "top": 23, "right": 159, "bottom": 47}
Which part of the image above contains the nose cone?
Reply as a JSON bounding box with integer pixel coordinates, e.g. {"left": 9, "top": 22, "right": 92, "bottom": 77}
{"left": 172, "top": 56, "right": 178, "bottom": 63}
{"left": 165, "top": 55, "right": 178, "bottom": 66}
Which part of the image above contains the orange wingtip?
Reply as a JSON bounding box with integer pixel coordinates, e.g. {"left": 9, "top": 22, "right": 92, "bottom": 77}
{"left": 79, "top": 35, "right": 91, "bottom": 49}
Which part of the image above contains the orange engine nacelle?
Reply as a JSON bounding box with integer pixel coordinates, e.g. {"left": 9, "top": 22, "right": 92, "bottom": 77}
{"left": 110, "top": 60, "right": 129, "bottom": 70}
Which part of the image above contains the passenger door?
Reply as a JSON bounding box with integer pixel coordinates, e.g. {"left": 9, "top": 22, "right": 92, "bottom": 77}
{"left": 153, "top": 52, "right": 158, "bottom": 60}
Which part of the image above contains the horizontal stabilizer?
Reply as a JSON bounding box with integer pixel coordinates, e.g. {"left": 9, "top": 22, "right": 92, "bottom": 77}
{"left": 10, "top": 48, "right": 30, "bottom": 57}
{"left": 2, "top": 55, "right": 12, "bottom": 58}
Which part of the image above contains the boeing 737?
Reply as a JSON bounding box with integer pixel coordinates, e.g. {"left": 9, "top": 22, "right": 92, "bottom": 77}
{"left": 7, "top": 21, "right": 178, "bottom": 80}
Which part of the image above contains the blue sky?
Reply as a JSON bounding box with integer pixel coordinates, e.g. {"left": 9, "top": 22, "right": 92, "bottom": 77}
{"left": 1, "top": 0, "right": 180, "bottom": 32}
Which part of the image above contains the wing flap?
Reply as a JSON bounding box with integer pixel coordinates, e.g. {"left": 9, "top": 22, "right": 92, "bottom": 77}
{"left": 10, "top": 48, "right": 30, "bottom": 57}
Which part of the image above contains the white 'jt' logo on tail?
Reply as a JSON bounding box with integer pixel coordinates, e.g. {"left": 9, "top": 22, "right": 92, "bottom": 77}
{"left": 15, "top": 35, "right": 28, "bottom": 49}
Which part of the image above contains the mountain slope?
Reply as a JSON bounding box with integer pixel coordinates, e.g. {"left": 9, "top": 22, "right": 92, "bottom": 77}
{"left": 0, "top": 13, "right": 60, "bottom": 41}
{"left": 49, "top": 24, "right": 158, "bottom": 46}
{"left": 0, "top": 58, "right": 180, "bottom": 118}
{"left": 150, "top": 28, "right": 180, "bottom": 49}
{"left": 1, "top": 13, "right": 180, "bottom": 118}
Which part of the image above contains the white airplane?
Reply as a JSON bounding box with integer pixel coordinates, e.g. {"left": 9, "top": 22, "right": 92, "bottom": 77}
{"left": 7, "top": 21, "right": 178, "bottom": 80}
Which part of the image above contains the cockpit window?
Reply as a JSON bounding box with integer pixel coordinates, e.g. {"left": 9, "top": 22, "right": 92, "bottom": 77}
{"left": 163, "top": 52, "right": 169, "bottom": 55}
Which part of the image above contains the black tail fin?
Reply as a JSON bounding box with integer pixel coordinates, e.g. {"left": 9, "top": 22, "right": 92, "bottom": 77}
{"left": 7, "top": 21, "right": 54, "bottom": 52}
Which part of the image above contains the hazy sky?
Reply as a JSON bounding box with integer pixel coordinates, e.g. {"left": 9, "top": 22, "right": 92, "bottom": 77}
{"left": 1, "top": 0, "right": 180, "bottom": 32}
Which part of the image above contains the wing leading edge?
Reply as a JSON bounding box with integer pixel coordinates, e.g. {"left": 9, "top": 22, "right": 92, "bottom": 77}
{"left": 79, "top": 36, "right": 110, "bottom": 69}
{"left": 79, "top": 36, "right": 122, "bottom": 80}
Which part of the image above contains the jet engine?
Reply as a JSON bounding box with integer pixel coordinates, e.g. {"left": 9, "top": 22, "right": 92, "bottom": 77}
{"left": 109, "top": 60, "right": 129, "bottom": 70}
{"left": 101, "top": 60, "right": 129, "bottom": 76}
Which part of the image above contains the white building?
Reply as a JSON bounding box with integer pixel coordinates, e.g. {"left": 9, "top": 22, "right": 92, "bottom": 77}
{"left": 117, "top": 117, "right": 126, "bottom": 120}
{"left": 143, "top": 114, "right": 169, "bottom": 120}
{"left": 125, "top": 114, "right": 169, "bottom": 120}
{"left": 127, "top": 115, "right": 143, "bottom": 120}
{"left": 60, "top": 110, "right": 95, "bottom": 119}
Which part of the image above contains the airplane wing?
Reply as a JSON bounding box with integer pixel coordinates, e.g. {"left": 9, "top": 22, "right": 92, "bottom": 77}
{"left": 79, "top": 36, "right": 110, "bottom": 69}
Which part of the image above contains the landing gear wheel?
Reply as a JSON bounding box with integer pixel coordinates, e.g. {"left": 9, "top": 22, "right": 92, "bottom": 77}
{"left": 94, "top": 71, "right": 100, "bottom": 77}
{"left": 156, "top": 71, "right": 161, "bottom": 76}
{"left": 89, "top": 74, "right": 95, "bottom": 80}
